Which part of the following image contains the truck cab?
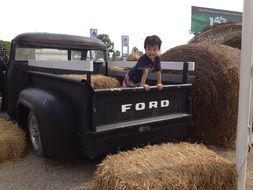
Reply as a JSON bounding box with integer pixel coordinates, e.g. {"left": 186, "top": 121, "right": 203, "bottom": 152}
{"left": 1, "top": 33, "right": 107, "bottom": 118}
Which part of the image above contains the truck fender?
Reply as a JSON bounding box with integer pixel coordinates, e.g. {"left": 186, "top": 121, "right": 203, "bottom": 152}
{"left": 17, "top": 88, "right": 77, "bottom": 156}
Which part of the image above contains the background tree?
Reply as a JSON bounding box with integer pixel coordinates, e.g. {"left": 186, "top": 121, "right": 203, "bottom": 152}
{"left": 97, "top": 34, "right": 115, "bottom": 60}
{"left": 0, "top": 40, "right": 11, "bottom": 57}
{"left": 97, "top": 34, "right": 114, "bottom": 53}
{"left": 131, "top": 46, "right": 143, "bottom": 56}
{"left": 112, "top": 50, "right": 121, "bottom": 61}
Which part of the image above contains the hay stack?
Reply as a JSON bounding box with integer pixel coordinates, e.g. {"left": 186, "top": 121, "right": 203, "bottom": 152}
{"left": 64, "top": 74, "right": 120, "bottom": 89}
{"left": 189, "top": 22, "right": 242, "bottom": 49}
{"left": 108, "top": 66, "right": 124, "bottom": 72}
{"left": 95, "top": 142, "right": 237, "bottom": 190}
{"left": 161, "top": 43, "right": 240, "bottom": 147}
{"left": 0, "top": 118, "right": 27, "bottom": 162}
{"left": 126, "top": 53, "right": 140, "bottom": 61}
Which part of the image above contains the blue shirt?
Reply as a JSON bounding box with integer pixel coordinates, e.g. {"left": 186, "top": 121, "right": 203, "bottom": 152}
{"left": 128, "top": 54, "right": 161, "bottom": 83}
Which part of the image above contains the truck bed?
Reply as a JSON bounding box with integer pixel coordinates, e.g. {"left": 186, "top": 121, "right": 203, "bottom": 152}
{"left": 26, "top": 70, "right": 192, "bottom": 157}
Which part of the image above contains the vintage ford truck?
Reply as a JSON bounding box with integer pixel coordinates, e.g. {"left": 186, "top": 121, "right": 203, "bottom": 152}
{"left": 0, "top": 33, "right": 194, "bottom": 158}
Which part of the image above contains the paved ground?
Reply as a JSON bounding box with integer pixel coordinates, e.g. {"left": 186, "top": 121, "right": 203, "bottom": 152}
{"left": 0, "top": 149, "right": 101, "bottom": 190}
{"left": 0, "top": 146, "right": 252, "bottom": 190}
{"left": 209, "top": 146, "right": 253, "bottom": 190}
{"left": 0, "top": 112, "right": 252, "bottom": 190}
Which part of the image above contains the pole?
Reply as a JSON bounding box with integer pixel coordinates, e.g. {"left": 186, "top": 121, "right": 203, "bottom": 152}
{"left": 236, "top": 0, "right": 253, "bottom": 189}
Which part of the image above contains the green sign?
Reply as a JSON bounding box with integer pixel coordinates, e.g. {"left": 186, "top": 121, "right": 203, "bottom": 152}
{"left": 191, "top": 6, "right": 242, "bottom": 33}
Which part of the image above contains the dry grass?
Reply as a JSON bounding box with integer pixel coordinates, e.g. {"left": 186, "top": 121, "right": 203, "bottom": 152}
{"left": 63, "top": 74, "right": 121, "bottom": 89}
{"left": 0, "top": 118, "right": 27, "bottom": 163}
{"left": 126, "top": 53, "right": 140, "bottom": 61}
{"left": 94, "top": 142, "right": 237, "bottom": 190}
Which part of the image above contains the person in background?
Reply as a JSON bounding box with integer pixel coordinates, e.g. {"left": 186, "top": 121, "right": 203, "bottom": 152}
{"left": 0, "top": 43, "right": 8, "bottom": 110}
{"left": 122, "top": 35, "right": 163, "bottom": 91}
{"left": 0, "top": 43, "right": 8, "bottom": 68}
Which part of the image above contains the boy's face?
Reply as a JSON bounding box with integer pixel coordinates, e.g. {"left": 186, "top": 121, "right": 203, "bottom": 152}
{"left": 145, "top": 45, "right": 160, "bottom": 61}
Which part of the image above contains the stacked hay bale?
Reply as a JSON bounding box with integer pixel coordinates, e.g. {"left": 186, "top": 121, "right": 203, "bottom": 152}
{"left": 107, "top": 66, "right": 125, "bottom": 72}
{"left": 95, "top": 142, "right": 237, "bottom": 190}
{"left": 64, "top": 74, "right": 121, "bottom": 89}
{"left": 126, "top": 53, "right": 140, "bottom": 61}
{"left": 0, "top": 118, "right": 27, "bottom": 163}
{"left": 161, "top": 43, "right": 240, "bottom": 147}
{"left": 189, "top": 22, "right": 242, "bottom": 49}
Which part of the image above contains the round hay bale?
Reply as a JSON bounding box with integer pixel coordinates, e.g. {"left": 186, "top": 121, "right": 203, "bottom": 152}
{"left": 0, "top": 118, "right": 27, "bottom": 162}
{"left": 95, "top": 142, "right": 236, "bottom": 190}
{"left": 189, "top": 22, "right": 242, "bottom": 49}
{"left": 160, "top": 43, "right": 240, "bottom": 148}
{"left": 126, "top": 53, "right": 140, "bottom": 61}
{"left": 63, "top": 74, "right": 121, "bottom": 89}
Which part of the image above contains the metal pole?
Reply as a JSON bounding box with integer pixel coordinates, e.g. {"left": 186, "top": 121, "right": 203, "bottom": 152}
{"left": 236, "top": 0, "right": 253, "bottom": 189}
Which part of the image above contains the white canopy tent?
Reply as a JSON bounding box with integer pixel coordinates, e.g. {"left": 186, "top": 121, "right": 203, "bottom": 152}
{"left": 236, "top": 0, "right": 253, "bottom": 189}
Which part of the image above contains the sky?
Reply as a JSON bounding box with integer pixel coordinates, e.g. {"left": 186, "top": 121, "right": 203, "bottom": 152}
{"left": 0, "top": 0, "right": 243, "bottom": 54}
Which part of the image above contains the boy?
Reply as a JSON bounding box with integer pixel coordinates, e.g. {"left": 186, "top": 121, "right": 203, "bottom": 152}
{"left": 122, "top": 35, "right": 163, "bottom": 91}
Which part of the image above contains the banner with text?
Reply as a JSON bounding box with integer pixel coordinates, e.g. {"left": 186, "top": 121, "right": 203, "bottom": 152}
{"left": 191, "top": 6, "right": 242, "bottom": 34}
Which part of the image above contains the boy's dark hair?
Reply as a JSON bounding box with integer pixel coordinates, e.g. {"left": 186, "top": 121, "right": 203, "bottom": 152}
{"left": 144, "top": 35, "right": 162, "bottom": 50}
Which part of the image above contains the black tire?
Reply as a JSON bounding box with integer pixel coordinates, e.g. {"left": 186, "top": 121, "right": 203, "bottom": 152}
{"left": 28, "top": 111, "right": 45, "bottom": 156}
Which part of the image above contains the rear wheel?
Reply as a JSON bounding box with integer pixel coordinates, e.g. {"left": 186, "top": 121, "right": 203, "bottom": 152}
{"left": 28, "top": 111, "right": 44, "bottom": 156}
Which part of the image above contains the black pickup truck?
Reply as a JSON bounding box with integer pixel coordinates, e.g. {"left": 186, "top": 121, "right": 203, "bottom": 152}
{"left": 0, "top": 33, "right": 193, "bottom": 158}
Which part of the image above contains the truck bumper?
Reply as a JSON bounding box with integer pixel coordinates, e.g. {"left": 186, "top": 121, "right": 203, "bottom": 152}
{"left": 78, "top": 116, "right": 191, "bottom": 158}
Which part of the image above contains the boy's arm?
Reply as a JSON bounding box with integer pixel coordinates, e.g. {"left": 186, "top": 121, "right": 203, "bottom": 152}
{"left": 156, "top": 71, "right": 163, "bottom": 90}
{"left": 141, "top": 68, "right": 150, "bottom": 91}
{"left": 156, "top": 71, "right": 162, "bottom": 84}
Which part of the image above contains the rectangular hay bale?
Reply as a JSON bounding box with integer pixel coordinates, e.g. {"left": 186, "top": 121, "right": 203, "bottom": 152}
{"left": 95, "top": 142, "right": 237, "bottom": 190}
{"left": 63, "top": 74, "right": 120, "bottom": 89}
{"left": 0, "top": 118, "right": 27, "bottom": 162}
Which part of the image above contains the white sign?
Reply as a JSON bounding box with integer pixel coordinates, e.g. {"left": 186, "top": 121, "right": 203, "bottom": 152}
{"left": 122, "top": 35, "right": 129, "bottom": 46}
{"left": 90, "top": 28, "right": 98, "bottom": 38}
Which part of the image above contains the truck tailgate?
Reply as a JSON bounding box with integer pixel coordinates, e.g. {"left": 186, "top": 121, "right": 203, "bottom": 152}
{"left": 92, "top": 84, "right": 192, "bottom": 132}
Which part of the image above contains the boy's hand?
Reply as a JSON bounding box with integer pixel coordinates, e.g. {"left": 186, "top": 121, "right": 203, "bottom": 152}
{"left": 157, "top": 83, "right": 163, "bottom": 90}
{"left": 142, "top": 84, "right": 150, "bottom": 91}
